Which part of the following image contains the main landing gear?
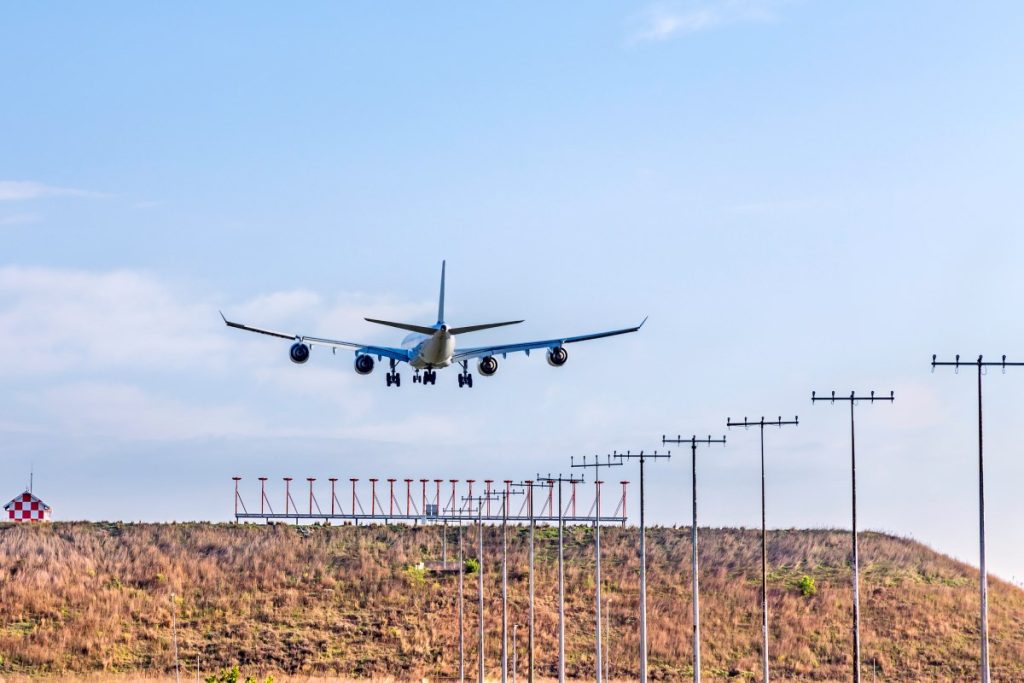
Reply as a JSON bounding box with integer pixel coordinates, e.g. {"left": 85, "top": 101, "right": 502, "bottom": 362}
{"left": 385, "top": 359, "right": 401, "bottom": 387}
{"left": 413, "top": 370, "right": 437, "bottom": 385}
{"left": 457, "top": 361, "right": 473, "bottom": 388}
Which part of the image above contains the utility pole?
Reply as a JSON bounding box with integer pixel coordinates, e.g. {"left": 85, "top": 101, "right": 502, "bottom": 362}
{"left": 661, "top": 435, "right": 726, "bottom": 683}
{"left": 932, "top": 354, "right": 1023, "bottom": 683}
{"left": 726, "top": 416, "right": 799, "bottom": 683}
{"left": 811, "top": 390, "right": 894, "bottom": 683}
{"left": 612, "top": 450, "right": 671, "bottom": 683}
{"left": 571, "top": 454, "right": 623, "bottom": 683}
{"left": 539, "top": 472, "right": 585, "bottom": 683}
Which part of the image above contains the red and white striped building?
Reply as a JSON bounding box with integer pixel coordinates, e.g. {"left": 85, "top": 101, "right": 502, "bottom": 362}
{"left": 4, "top": 491, "right": 52, "bottom": 522}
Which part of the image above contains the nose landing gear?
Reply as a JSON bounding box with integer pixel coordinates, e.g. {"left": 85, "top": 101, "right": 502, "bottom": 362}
{"left": 413, "top": 369, "right": 437, "bottom": 385}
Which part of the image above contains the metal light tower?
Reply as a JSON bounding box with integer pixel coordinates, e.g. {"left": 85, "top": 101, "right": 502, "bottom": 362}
{"left": 539, "top": 472, "right": 585, "bottom": 683}
{"left": 572, "top": 454, "right": 623, "bottom": 683}
{"left": 612, "top": 450, "right": 671, "bottom": 683}
{"left": 726, "top": 416, "right": 799, "bottom": 683}
{"left": 661, "top": 435, "right": 726, "bottom": 683}
{"left": 932, "top": 354, "right": 1023, "bottom": 683}
{"left": 811, "top": 390, "right": 894, "bottom": 683}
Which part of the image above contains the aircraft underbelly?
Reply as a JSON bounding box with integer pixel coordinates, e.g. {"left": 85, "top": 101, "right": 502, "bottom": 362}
{"left": 411, "top": 336, "right": 453, "bottom": 369}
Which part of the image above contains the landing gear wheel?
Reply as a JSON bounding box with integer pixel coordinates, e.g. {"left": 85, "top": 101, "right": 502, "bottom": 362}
{"left": 394, "top": 372, "right": 401, "bottom": 387}
{"left": 457, "top": 374, "right": 465, "bottom": 388}
{"left": 466, "top": 374, "right": 473, "bottom": 388}
{"left": 413, "top": 372, "right": 422, "bottom": 384}
{"left": 386, "top": 374, "right": 393, "bottom": 387}
{"left": 426, "top": 370, "right": 437, "bottom": 385}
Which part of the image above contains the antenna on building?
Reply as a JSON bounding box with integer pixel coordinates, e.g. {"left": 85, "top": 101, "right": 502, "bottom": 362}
{"left": 29, "top": 462, "right": 33, "bottom": 494}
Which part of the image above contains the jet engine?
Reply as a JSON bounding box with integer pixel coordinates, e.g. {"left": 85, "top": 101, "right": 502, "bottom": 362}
{"left": 547, "top": 346, "right": 568, "bottom": 367}
{"left": 354, "top": 354, "right": 375, "bottom": 375}
{"left": 477, "top": 356, "right": 498, "bottom": 376}
{"left": 289, "top": 342, "right": 310, "bottom": 364}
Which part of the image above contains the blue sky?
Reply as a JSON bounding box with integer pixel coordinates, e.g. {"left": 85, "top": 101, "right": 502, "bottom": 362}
{"left": 3, "top": 1, "right": 1024, "bottom": 580}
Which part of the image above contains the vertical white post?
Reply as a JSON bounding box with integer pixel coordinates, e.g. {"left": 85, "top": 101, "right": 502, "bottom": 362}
{"left": 558, "top": 481, "right": 566, "bottom": 683}
{"left": 691, "top": 442, "right": 701, "bottom": 683}
{"left": 639, "top": 457, "right": 648, "bottom": 683}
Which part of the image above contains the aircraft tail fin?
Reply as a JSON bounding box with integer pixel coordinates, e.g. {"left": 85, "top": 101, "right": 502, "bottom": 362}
{"left": 449, "top": 320, "right": 524, "bottom": 335}
{"left": 437, "top": 260, "right": 446, "bottom": 325}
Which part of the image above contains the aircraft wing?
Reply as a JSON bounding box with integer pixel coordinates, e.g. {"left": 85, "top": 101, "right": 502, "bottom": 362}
{"left": 221, "top": 313, "right": 411, "bottom": 363}
{"left": 451, "top": 318, "right": 646, "bottom": 362}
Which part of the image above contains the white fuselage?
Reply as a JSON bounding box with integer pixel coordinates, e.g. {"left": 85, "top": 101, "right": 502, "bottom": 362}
{"left": 406, "top": 327, "right": 456, "bottom": 369}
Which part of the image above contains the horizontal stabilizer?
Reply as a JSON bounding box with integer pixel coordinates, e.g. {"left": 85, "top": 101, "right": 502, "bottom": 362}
{"left": 364, "top": 318, "right": 438, "bottom": 336}
{"left": 449, "top": 320, "right": 524, "bottom": 335}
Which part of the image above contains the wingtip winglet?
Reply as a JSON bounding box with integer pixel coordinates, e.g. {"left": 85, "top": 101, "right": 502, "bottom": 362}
{"left": 638, "top": 316, "right": 648, "bottom": 329}
{"left": 219, "top": 310, "right": 228, "bottom": 324}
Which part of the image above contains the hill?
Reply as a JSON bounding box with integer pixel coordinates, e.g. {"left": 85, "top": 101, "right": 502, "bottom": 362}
{"left": 1, "top": 522, "right": 1022, "bottom": 681}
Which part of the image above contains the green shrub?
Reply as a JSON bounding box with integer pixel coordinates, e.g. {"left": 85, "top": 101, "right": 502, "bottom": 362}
{"left": 403, "top": 564, "right": 426, "bottom": 584}
{"left": 205, "top": 665, "right": 240, "bottom": 683}
{"left": 798, "top": 575, "right": 817, "bottom": 597}
{"left": 464, "top": 557, "right": 480, "bottom": 574}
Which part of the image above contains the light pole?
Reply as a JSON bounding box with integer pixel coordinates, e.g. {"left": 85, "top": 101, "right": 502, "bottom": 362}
{"left": 502, "top": 482, "right": 526, "bottom": 683}
{"left": 932, "top": 354, "right": 1023, "bottom": 683}
{"left": 464, "top": 493, "right": 501, "bottom": 683}
{"left": 612, "top": 450, "right": 671, "bottom": 683}
{"left": 459, "top": 522, "right": 466, "bottom": 683}
{"left": 513, "top": 479, "right": 550, "bottom": 683}
{"left": 571, "top": 454, "right": 623, "bottom": 683}
{"left": 726, "top": 416, "right": 799, "bottom": 683}
{"left": 811, "top": 390, "right": 894, "bottom": 683}
{"left": 539, "top": 473, "right": 585, "bottom": 683}
{"left": 661, "top": 435, "right": 726, "bottom": 683}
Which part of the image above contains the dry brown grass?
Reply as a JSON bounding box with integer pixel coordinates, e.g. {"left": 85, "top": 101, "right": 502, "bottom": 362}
{"left": 1, "top": 522, "right": 1022, "bottom": 681}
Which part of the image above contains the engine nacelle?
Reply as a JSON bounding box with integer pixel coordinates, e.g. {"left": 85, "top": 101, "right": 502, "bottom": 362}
{"left": 477, "top": 356, "right": 498, "bottom": 377}
{"left": 547, "top": 346, "right": 568, "bottom": 367}
{"left": 289, "top": 342, "right": 310, "bottom": 364}
{"left": 354, "top": 354, "right": 375, "bottom": 375}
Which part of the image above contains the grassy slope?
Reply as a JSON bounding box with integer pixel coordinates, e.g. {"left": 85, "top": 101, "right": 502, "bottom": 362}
{"left": 0, "top": 522, "right": 1022, "bottom": 681}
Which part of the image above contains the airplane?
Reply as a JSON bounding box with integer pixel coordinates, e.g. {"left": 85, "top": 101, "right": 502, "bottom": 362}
{"left": 221, "top": 261, "right": 645, "bottom": 388}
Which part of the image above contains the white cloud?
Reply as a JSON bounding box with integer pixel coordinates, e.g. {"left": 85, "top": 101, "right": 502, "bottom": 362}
{"left": 0, "top": 180, "right": 102, "bottom": 202}
{"left": 0, "top": 265, "right": 473, "bottom": 444}
{"left": 629, "top": 0, "right": 782, "bottom": 43}
{"left": 0, "top": 266, "right": 227, "bottom": 375}
{"left": 29, "top": 381, "right": 261, "bottom": 441}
